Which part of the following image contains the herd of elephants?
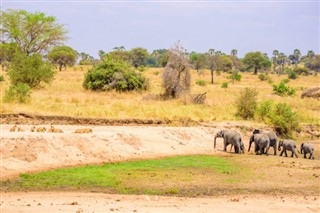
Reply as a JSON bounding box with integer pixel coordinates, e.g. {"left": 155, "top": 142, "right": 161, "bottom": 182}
{"left": 214, "top": 129, "right": 315, "bottom": 160}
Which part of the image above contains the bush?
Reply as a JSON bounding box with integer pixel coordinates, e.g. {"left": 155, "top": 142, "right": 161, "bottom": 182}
{"left": 8, "top": 53, "right": 54, "bottom": 88}
{"left": 83, "top": 57, "right": 148, "bottom": 92}
{"left": 273, "top": 82, "right": 296, "bottom": 96}
{"left": 235, "top": 88, "right": 258, "bottom": 120}
{"left": 281, "top": 78, "right": 290, "bottom": 84}
{"left": 0, "top": 74, "right": 4, "bottom": 82}
{"left": 4, "top": 82, "right": 31, "bottom": 103}
{"left": 293, "top": 67, "right": 311, "bottom": 75}
{"left": 257, "top": 101, "right": 300, "bottom": 136}
{"left": 227, "top": 73, "right": 241, "bottom": 81}
{"left": 286, "top": 69, "right": 298, "bottom": 79}
{"left": 221, "top": 82, "right": 228, "bottom": 88}
{"left": 258, "top": 73, "right": 269, "bottom": 81}
{"left": 196, "top": 80, "right": 206, "bottom": 86}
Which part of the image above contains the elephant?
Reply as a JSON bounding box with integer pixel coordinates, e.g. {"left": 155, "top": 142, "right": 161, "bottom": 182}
{"left": 300, "top": 143, "right": 315, "bottom": 160}
{"left": 252, "top": 129, "right": 277, "bottom": 155}
{"left": 229, "top": 140, "right": 245, "bottom": 153}
{"left": 248, "top": 133, "right": 270, "bottom": 155}
{"left": 214, "top": 130, "right": 243, "bottom": 154}
{"left": 278, "top": 140, "right": 298, "bottom": 158}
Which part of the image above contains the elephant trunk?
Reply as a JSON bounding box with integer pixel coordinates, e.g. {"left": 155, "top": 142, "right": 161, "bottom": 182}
{"left": 248, "top": 135, "right": 254, "bottom": 152}
{"left": 278, "top": 141, "right": 282, "bottom": 151}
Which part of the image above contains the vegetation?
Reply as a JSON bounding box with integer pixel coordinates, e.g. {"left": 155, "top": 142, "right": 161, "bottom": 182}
{"left": 242, "top": 52, "right": 271, "bottom": 74}
{"left": 272, "top": 82, "right": 296, "bottom": 96}
{"left": 3, "top": 82, "right": 31, "bottom": 103}
{"left": 8, "top": 53, "right": 54, "bottom": 88}
{"left": 235, "top": 88, "right": 258, "bottom": 120}
{"left": 162, "top": 42, "right": 191, "bottom": 99}
{"left": 258, "top": 73, "right": 269, "bottom": 81}
{"left": 257, "top": 101, "right": 300, "bottom": 136}
{"left": 83, "top": 57, "right": 148, "bottom": 92}
{"left": 48, "top": 46, "right": 77, "bottom": 71}
{"left": 0, "top": 9, "right": 66, "bottom": 55}
{"left": 221, "top": 82, "right": 228, "bottom": 88}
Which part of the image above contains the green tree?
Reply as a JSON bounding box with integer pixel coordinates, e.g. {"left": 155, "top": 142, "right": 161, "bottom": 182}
{"left": 242, "top": 51, "right": 271, "bottom": 74}
{"left": 215, "top": 55, "right": 232, "bottom": 72}
{"left": 48, "top": 46, "right": 77, "bottom": 71}
{"left": 272, "top": 50, "right": 279, "bottom": 73}
{"left": 288, "top": 49, "right": 301, "bottom": 67}
{"left": 79, "top": 52, "right": 95, "bottom": 65}
{"left": 230, "top": 49, "right": 237, "bottom": 56}
{"left": 0, "top": 9, "right": 67, "bottom": 55}
{"left": 0, "top": 42, "right": 18, "bottom": 70}
{"left": 129, "top": 48, "right": 149, "bottom": 68}
{"left": 189, "top": 52, "right": 207, "bottom": 72}
{"left": 305, "top": 55, "right": 320, "bottom": 73}
{"left": 108, "top": 50, "right": 131, "bottom": 64}
{"left": 8, "top": 53, "right": 54, "bottom": 88}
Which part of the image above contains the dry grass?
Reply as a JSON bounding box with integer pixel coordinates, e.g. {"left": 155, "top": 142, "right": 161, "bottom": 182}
{"left": 0, "top": 66, "right": 319, "bottom": 124}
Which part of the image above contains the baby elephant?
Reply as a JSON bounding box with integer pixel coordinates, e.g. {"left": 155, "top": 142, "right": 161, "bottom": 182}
{"left": 300, "top": 143, "right": 315, "bottom": 160}
{"left": 278, "top": 140, "right": 298, "bottom": 158}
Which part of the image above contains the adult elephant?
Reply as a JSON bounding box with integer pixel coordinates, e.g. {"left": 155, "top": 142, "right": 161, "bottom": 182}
{"left": 253, "top": 129, "right": 277, "bottom": 155}
{"left": 278, "top": 140, "right": 299, "bottom": 158}
{"left": 214, "top": 130, "right": 243, "bottom": 154}
{"left": 248, "top": 133, "right": 270, "bottom": 155}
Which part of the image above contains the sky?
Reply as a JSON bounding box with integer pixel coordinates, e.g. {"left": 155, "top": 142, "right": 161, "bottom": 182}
{"left": 1, "top": 0, "right": 319, "bottom": 58}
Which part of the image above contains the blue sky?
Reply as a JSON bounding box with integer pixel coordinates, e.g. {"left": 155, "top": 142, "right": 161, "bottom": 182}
{"left": 2, "top": 0, "right": 319, "bottom": 58}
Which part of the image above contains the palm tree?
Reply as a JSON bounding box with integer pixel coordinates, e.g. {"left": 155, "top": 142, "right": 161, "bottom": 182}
{"left": 307, "top": 50, "right": 315, "bottom": 59}
{"left": 231, "top": 49, "right": 237, "bottom": 57}
{"left": 208, "top": 49, "right": 215, "bottom": 56}
{"left": 278, "top": 52, "right": 287, "bottom": 74}
{"left": 272, "top": 50, "right": 279, "bottom": 74}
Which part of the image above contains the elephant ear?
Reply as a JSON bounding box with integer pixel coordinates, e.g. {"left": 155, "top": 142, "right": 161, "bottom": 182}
{"left": 253, "top": 129, "right": 260, "bottom": 134}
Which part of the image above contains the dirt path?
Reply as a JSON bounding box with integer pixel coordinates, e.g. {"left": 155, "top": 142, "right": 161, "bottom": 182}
{"left": 1, "top": 192, "right": 320, "bottom": 213}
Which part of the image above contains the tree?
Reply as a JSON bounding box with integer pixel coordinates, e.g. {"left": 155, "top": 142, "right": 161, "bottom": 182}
{"left": 305, "top": 55, "right": 320, "bottom": 73}
{"left": 129, "top": 48, "right": 149, "bottom": 68}
{"left": 8, "top": 53, "right": 54, "bottom": 88}
{"left": 150, "top": 49, "right": 168, "bottom": 67}
{"left": 0, "top": 42, "right": 18, "bottom": 70}
{"left": 231, "top": 49, "right": 238, "bottom": 56}
{"left": 98, "top": 50, "right": 106, "bottom": 61}
{"left": 242, "top": 51, "right": 271, "bottom": 74}
{"left": 215, "top": 55, "right": 233, "bottom": 72}
{"left": 0, "top": 9, "right": 67, "bottom": 55}
{"left": 48, "top": 46, "right": 77, "bottom": 71}
{"left": 163, "top": 42, "right": 191, "bottom": 98}
{"left": 79, "top": 52, "right": 95, "bottom": 65}
{"left": 277, "top": 52, "right": 287, "bottom": 74}
{"left": 108, "top": 50, "right": 131, "bottom": 64}
{"left": 307, "top": 50, "right": 315, "bottom": 59}
{"left": 272, "top": 50, "right": 279, "bottom": 73}
{"left": 189, "top": 52, "right": 207, "bottom": 72}
{"left": 289, "top": 49, "right": 301, "bottom": 67}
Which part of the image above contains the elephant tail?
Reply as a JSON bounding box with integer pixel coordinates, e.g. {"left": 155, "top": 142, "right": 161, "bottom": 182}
{"left": 214, "top": 136, "right": 218, "bottom": 149}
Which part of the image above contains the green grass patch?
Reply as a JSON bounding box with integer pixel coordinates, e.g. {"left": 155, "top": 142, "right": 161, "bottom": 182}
{"left": 2, "top": 155, "right": 242, "bottom": 196}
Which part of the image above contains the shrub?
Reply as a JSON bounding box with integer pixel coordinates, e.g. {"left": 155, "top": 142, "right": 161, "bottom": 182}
{"left": 273, "top": 82, "right": 296, "bottom": 96}
{"left": 227, "top": 73, "right": 241, "bottom": 81}
{"left": 0, "top": 74, "right": 4, "bottom": 82}
{"left": 293, "top": 67, "right": 311, "bottom": 75}
{"left": 221, "top": 82, "right": 228, "bottom": 88}
{"left": 235, "top": 88, "right": 258, "bottom": 120}
{"left": 83, "top": 57, "right": 148, "bottom": 92}
{"left": 286, "top": 69, "right": 298, "bottom": 79}
{"left": 196, "top": 80, "right": 206, "bottom": 86}
{"left": 281, "top": 78, "right": 290, "bottom": 84}
{"left": 8, "top": 53, "right": 54, "bottom": 88}
{"left": 257, "top": 101, "right": 300, "bottom": 136}
{"left": 258, "top": 73, "right": 269, "bottom": 81}
{"left": 4, "top": 82, "right": 31, "bottom": 103}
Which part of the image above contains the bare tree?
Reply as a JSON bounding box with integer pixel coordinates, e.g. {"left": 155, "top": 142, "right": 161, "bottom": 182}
{"left": 162, "top": 41, "right": 191, "bottom": 99}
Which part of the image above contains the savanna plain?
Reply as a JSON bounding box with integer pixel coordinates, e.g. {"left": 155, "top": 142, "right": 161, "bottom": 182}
{"left": 0, "top": 66, "right": 319, "bottom": 212}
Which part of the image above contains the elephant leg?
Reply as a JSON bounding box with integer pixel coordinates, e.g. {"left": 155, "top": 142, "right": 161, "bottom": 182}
{"left": 230, "top": 144, "right": 233, "bottom": 152}
{"left": 223, "top": 142, "right": 227, "bottom": 152}
{"left": 284, "top": 149, "right": 288, "bottom": 157}
{"left": 291, "top": 151, "right": 294, "bottom": 157}
{"left": 304, "top": 152, "right": 307, "bottom": 159}
{"left": 265, "top": 146, "right": 270, "bottom": 156}
{"left": 273, "top": 145, "right": 277, "bottom": 155}
{"left": 294, "top": 151, "right": 298, "bottom": 158}
{"left": 311, "top": 153, "right": 315, "bottom": 160}
{"left": 308, "top": 153, "right": 311, "bottom": 159}
{"left": 280, "top": 150, "right": 284, "bottom": 156}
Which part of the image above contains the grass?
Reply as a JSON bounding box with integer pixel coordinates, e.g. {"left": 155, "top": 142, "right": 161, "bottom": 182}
{"left": 2, "top": 154, "right": 319, "bottom": 196}
{"left": 2, "top": 155, "right": 241, "bottom": 196}
{"left": 0, "top": 66, "right": 319, "bottom": 124}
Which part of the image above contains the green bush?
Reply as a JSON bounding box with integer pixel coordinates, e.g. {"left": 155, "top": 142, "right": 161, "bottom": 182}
{"left": 281, "top": 78, "right": 290, "bottom": 84}
{"left": 258, "top": 73, "right": 269, "bottom": 81}
{"left": 8, "top": 53, "right": 54, "bottom": 88}
{"left": 273, "top": 82, "right": 296, "bottom": 96}
{"left": 4, "top": 82, "right": 31, "bottom": 103}
{"left": 286, "top": 69, "right": 298, "bottom": 79}
{"left": 227, "top": 73, "right": 241, "bottom": 81}
{"left": 83, "top": 57, "right": 148, "bottom": 92}
{"left": 196, "top": 80, "right": 206, "bottom": 86}
{"left": 257, "top": 101, "right": 300, "bottom": 136}
{"left": 0, "top": 74, "right": 4, "bottom": 82}
{"left": 235, "top": 88, "right": 258, "bottom": 120}
{"left": 221, "top": 82, "right": 228, "bottom": 88}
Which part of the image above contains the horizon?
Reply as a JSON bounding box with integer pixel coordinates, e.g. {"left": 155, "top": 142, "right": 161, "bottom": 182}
{"left": 2, "top": 1, "right": 319, "bottom": 58}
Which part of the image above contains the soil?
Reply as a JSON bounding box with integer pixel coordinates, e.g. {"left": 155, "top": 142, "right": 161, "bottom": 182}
{"left": 1, "top": 116, "right": 320, "bottom": 212}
